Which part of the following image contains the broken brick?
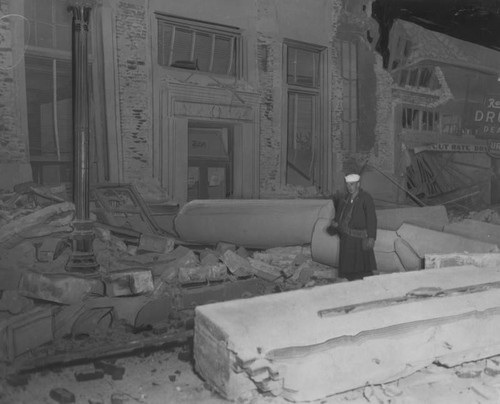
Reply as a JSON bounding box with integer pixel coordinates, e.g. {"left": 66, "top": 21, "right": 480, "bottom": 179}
{"left": 5, "top": 373, "right": 30, "bottom": 387}
{"left": 74, "top": 370, "right": 105, "bottom": 381}
{"left": 94, "top": 361, "right": 126, "bottom": 380}
{"left": 49, "top": 387, "right": 75, "bottom": 404}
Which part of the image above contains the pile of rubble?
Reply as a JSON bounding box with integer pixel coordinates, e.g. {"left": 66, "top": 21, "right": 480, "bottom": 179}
{"left": 0, "top": 182, "right": 334, "bottom": 377}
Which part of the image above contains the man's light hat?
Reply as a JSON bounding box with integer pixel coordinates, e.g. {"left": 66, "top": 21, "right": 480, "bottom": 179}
{"left": 345, "top": 173, "right": 360, "bottom": 183}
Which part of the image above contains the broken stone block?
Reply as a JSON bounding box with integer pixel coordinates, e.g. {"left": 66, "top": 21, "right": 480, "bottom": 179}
{"left": 110, "top": 393, "right": 131, "bottom": 404}
{"left": 394, "top": 238, "right": 421, "bottom": 271}
{"left": 0, "top": 201, "right": 75, "bottom": 248}
{"left": 71, "top": 307, "right": 113, "bottom": 337}
{"left": 0, "top": 241, "right": 36, "bottom": 272}
{"left": 247, "top": 258, "right": 282, "bottom": 281}
{"left": 138, "top": 233, "right": 175, "bottom": 254}
{"left": 34, "top": 237, "right": 66, "bottom": 262}
{"left": 49, "top": 387, "right": 76, "bottom": 404}
{"left": 424, "top": 252, "right": 500, "bottom": 269}
{"left": 216, "top": 242, "right": 236, "bottom": 255}
{"left": 374, "top": 251, "right": 405, "bottom": 273}
{"left": 0, "top": 290, "right": 33, "bottom": 314}
{"left": 94, "top": 360, "right": 126, "bottom": 380}
{"left": 236, "top": 246, "right": 250, "bottom": 258}
{"left": 18, "top": 271, "right": 105, "bottom": 304}
{"left": 166, "top": 245, "right": 192, "bottom": 260}
{"left": 5, "top": 372, "right": 30, "bottom": 387}
{"left": 74, "top": 369, "right": 105, "bottom": 381}
{"left": 200, "top": 250, "right": 220, "bottom": 266}
{"left": 221, "top": 250, "right": 254, "bottom": 278}
{"left": 0, "top": 307, "right": 53, "bottom": 361}
{"left": 106, "top": 268, "right": 154, "bottom": 297}
{"left": 178, "top": 263, "right": 228, "bottom": 283}
{"left": 166, "top": 249, "right": 199, "bottom": 270}
{"left": 290, "top": 261, "right": 314, "bottom": 283}
{"left": 194, "top": 265, "right": 500, "bottom": 402}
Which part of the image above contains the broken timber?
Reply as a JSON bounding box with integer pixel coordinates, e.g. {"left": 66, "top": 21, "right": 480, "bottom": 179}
{"left": 194, "top": 266, "right": 500, "bottom": 402}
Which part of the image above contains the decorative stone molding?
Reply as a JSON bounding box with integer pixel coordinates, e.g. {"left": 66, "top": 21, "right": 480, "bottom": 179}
{"left": 158, "top": 81, "right": 261, "bottom": 203}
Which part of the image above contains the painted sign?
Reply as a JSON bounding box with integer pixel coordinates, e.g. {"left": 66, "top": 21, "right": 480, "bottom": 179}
{"left": 471, "top": 95, "right": 500, "bottom": 137}
{"left": 414, "top": 143, "right": 487, "bottom": 154}
{"left": 487, "top": 139, "right": 500, "bottom": 158}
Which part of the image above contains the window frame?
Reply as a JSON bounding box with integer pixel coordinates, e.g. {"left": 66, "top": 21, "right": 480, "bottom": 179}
{"left": 401, "top": 106, "right": 441, "bottom": 133}
{"left": 337, "top": 38, "right": 359, "bottom": 152}
{"left": 23, "top": 0, "right": 103, "bottom": 185}
{"left": 155, "top": 13, "right": 242, "bottom": 78}
{"left": 282, "top": 39, "right": 326, "bottom": 189}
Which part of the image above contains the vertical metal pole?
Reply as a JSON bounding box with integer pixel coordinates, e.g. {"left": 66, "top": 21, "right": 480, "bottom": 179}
{"left": 66, "top": 0, "right": 98, "bottom": 273}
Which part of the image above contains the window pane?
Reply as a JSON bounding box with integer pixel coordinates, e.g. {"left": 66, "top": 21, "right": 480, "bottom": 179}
{"left": 55, "top": 1, "right": 72, "bottom": 25}
{"left": 36, "top": 22, "right": 54, "bottom": 48}
{"left": 287, "top": 92, "right": 315, "bottom": 180}
{"left": 56, "top": 25, "right": 71, "bottom": 51}
{"left": 158, "top": 23, "right": 173, "bottom": 65}
{"left": 287, "top": 47, "right": 319, "bottom": 87}
{"left": 212, "top": 36, "right": 231, "bottom": 74}
{"left": 25, "top": 55, "right": 73, "bottom": 184}
{"left": 36, "top": 0, "right": 53, "bottom": 24}
{"left": 194, "top": 32, "right": 212, "bottom": 71}
{"left": 157, "top": 17, "right": 239, "bottom": 77}
{"left": 419, "top": 67, "right": 432, "bottom": 87}
{"left": 172, "top": 28, "right": 193, "bottom": 63}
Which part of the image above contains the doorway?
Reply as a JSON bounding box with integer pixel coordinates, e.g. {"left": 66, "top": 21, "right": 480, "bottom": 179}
{"left": 187, "top": 125, "right": 233, "bottom": 201}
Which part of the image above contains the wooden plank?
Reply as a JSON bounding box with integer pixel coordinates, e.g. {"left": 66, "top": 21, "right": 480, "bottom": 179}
{"left": 194, "top": 266, "right": 500, "bottom": 402}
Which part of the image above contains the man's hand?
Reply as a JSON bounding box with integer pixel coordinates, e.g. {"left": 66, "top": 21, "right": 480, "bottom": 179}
{"left": 325, "top": 220, "right": 338, "bottom": 236}
{"left": 363, "top": 237, "right": 375, "bottom": 250}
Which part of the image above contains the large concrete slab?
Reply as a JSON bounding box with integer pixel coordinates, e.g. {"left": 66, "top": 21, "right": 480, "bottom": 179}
{"left": 425, "top": 252, "right": 500, "bottom": 269}
{"left": 194, "top": 266, "right": 500, "bottom": 402}
{"left": 174, "top": 199, "right": 334, "bottom": 248}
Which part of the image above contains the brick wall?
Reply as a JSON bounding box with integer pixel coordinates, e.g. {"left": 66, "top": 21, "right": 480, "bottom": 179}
{"left": 0, "top": 1, "right": 32, "bottom": 190}
{"left": 115, "top": 0, "right": 153, "bottom": 183}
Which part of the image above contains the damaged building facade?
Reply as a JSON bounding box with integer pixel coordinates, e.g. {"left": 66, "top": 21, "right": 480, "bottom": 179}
{"left": 1, "top": 0, "right": 498, "bottom": 207}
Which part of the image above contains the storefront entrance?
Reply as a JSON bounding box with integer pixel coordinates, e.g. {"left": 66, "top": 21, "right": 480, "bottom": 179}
{"left": 187, "top": 126, "right": 233, "bottom": 201}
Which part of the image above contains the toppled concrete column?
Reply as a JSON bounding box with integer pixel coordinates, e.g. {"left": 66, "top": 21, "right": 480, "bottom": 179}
{"left": 397, "top": 223, "right": 499, "bottom": 257}
{"left": 174, "top": 199, "right": 334, "bottom": 248}
{"left": 376, "top": 205, "right": 449, "bottom": 231}
{"left": 443, "top": 219, "right": 500, "bottom": 247}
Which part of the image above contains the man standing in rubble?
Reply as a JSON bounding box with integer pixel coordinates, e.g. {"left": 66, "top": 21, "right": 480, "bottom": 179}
{"left": 327, "top": 173, "right": 377, "bottom": 280}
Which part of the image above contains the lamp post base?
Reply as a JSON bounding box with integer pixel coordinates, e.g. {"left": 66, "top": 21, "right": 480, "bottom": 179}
{"left": 66, "top": 220, "right": 99, "bottom": 273}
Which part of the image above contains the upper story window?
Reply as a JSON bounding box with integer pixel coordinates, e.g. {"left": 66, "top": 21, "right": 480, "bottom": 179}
{"left": 397, "top": 66, "right": 440, "bottom": 90}
{"left": 402, "top": 107, "right": 440, "bottom": 132}
{"left": 284, "top": 40, "right": 324, "bottom": 187}
{"left": 337, "top": 39, "right": 358, "bottom": 152}
{"left": 156, "top": 14, "right": 241, "bottom": 77}
{"left": 24, "top": 0, "right": 72, "bottom": 52}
